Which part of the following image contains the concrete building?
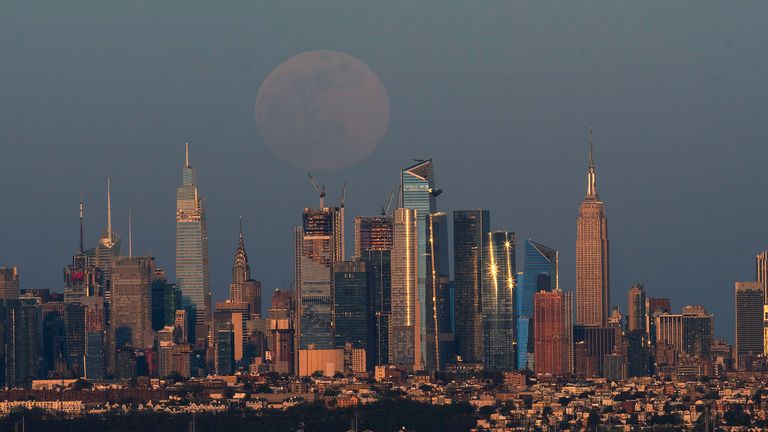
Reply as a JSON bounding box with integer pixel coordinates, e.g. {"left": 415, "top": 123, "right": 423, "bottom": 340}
{"left": 735, "top": 281, "right": 764, "bottom": 368}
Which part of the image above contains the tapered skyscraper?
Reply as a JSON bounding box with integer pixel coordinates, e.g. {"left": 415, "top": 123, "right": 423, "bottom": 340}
{"left": 229, "top": 221, "right": 262, "bottom": 317}
{"left": 576, "top": 130, "right": 610, "bottom": 327}
{"left": 389, "top": 208, "right": 420, "bottom": 371}
{"left": 175, "top": 143, "right": 211, "bottom": 344}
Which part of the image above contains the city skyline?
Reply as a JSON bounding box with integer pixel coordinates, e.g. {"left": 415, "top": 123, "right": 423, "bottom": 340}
{"left": 3, "top": 2, "right": 768, "bottom": 345}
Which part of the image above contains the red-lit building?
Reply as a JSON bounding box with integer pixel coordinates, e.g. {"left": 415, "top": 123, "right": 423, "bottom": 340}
{"left": 534, "top": 290, "right": 570, "bottom": 376}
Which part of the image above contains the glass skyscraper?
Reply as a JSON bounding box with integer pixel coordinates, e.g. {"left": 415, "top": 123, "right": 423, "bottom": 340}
{"left": 517, "top": 239, "right": 558, "bottom": 370}
{"left": 453, "top": 209, "right": 490, "bottom": 364}
{"left": 481, "top": 231, "right": 516, "bottom": 372}
{"left": 389, "top": 208, "right": 420, "bottom": 371}
{"left": 333, "top": 261, "right": 369, "bottom": 351}
{"left": 401, "top": 159, "right": 439, "bottom": 369}
{"left": 175, "top": 144, "right": 211, "bottom": 344}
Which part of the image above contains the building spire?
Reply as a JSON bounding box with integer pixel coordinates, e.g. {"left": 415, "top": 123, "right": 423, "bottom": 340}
{"left": 239, "top": 214, "right": 243, "bottom": 240}
{"left": 586, "top": 127, "right": 598, "bottom": 198}
{"left": 79, "top": 200, "right": 85, "bottom": 254}
{"left": 185, "top": 142, "right": 190, "bottom": 168}
{"left": 107, "top": 177, "right": 113, "bottom": 244}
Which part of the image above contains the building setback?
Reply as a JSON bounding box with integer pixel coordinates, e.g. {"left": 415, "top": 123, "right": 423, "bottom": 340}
{"left": 576, "top": 132, "right": 610, "bottom": 327}
{"left": 175, "top": 144, "right": 211, "bottom": 344}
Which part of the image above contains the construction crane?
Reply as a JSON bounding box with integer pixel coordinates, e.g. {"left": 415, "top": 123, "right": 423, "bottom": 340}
{"left": 307, "top": 172, "right": 326, "bottom": 208}
{"left": 380, "top": 190, "right": 394, "bottom": 216}
{"left": 339, "top": 182, "right": 347, "bottom": 209}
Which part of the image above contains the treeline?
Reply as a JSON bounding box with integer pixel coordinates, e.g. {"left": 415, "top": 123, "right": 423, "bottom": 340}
{"left": 0, "top": 399, "right": 477, "bottom": 432}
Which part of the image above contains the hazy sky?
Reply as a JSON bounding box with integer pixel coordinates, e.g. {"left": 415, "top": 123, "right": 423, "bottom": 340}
{"left": 1, "top": 1, "right": 767, "bottom": 341}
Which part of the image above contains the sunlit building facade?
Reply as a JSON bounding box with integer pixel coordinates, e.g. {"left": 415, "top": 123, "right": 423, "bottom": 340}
{"left": 175, "top": 144, "right": 211, "bottom": 344}
{"left": 481, "top": 231, "right": 516, "bottom": 372}
{"left": 576, "top": 137, "right": 610, "bottom": 327}
{"left": 389, "top": 208, "right": 420, "bottom": 371}
{"left": 518, "top": 239, "right": 558, "bottom": 370}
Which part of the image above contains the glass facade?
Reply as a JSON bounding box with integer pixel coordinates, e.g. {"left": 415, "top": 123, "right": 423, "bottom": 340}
{"left": 389, "top": 208, "right": 420, "bottom": 370}
{"left": 481, "top": 231, "right": 516, "bottom": 372}
{"left": 453, "top": 209, "right": 490, "bottom": 363}
{"left": 333, "top": 261, "right": 369, "bottom": 351}
{"left": 401, "top": 160, "right": 437, "bottom": 366}
{"left": 360, "top": 249, "right": 391, "bottom": 367}
{"left": 175, "top": 149, "right": 211, "bottom": 343}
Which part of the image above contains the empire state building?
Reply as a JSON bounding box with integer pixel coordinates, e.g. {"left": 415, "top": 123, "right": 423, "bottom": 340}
{"left": 576, "top": 131, "right": 610, "bottom": 327}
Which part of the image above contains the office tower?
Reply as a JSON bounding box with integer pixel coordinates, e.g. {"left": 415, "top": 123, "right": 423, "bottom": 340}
{"left": 175, "top": 309, "right": 188, "bottom": 343}
{"left": 111, "top": 256, "right": 155, "bottom": 361}
{"left": 86, "top": 179, "right": 121, "bottom": 295}
{"left": 268, "top": 289, "right": 295, "bottom": 375}
{"left": 356, "top": 215, "right": 393, "bottom": 367}
{"left": 627, "top": 284, "right": 646, "bottom": 333}
{"left": 151, "top": 269, "right": 180, "bottom": 331}
{"left": 64, "top": 303, "right": 86, "bottom": 376}
{"left": 573, "top": 325, "right": 615, "bottom": 377}
{"left": 735, "top": 281, "right": 764, "bottom": 368}
{"left": 0, "top": 299, "right": 41, "bottom": 388}
{"left": 518, "top": 240, "right": 558, "bottom": 370}
{"left": 295, "top": 206, "right": 343, "bottom": 352}
{"left": 401, "top": 159, "right": 440, "bottom": 368}
{"left": 626, "top": 330, "right": 650, "bottom": 377}
{"left": 654, "top": 313, "right": 684, "bottom": 361}
{"left": 214, "top": 321, "right": 235, "bottom": 375}
{"left": 646, "top": 297, "right": 671, "bottom": 347}
{"left": 453, "top": 209, "right": 490, "bottom": 364}
{"left": 534, "top": 290, "right": 570, "bottom": 376}
{"left": 389, "top": 208, "right": 421, "bottom": 371}
{"left": 354, "top": 216, "right": 394, "bottom": 257}
{"left": 41, "top": 303, "right": 66, "bottom": 375}
{"left": 64, "top": 202, "right": 102, "bottom": 303}
{"left": 82, "top": 296, "right": 105, "bottom": 380}
{"left": 0, "top": 267, "right": 19, "bottom": 300}
{"left": 576, "top": 133, "right": 610, "bottom": 327}
{"left": 681, "top": 305, "right": 713, "bottom": 359}
{"left": 229, "top": 224, "right": 262, "bottom": 318}
{"left": 175, "top": 144, "right": 211, "bottom": 344}
{"left": 481, "top": 231, "right": 516, "bottom": 372}
{"left": 333, "top": 261, "right": 369, "bottom": 353}
{"left": 426, "top": 212, "right": 451, "bottom": 371}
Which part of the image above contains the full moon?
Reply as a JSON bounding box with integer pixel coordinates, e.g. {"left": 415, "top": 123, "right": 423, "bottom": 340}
{"left": 255, "top": 50, "right": 390, "bottom": 171}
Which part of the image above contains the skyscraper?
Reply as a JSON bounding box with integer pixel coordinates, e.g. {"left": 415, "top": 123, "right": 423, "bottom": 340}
{"left": 111, "top": 256, "right": 155, "bottom": 357}
{"left": 401, "top": 159, "right": 440, "bottom": 368}
{"left": 518, "top": 239, "right": 558, "bottom": 370}
{"left": 355, "top": 215, "right": 393, "bottom": 367}
{"left": 175, "top": 144, "right": 211, "bottom": 344}
{"left": 756, "top": 252, "right": 768, "bottom": 355}
{"left": 295, "top": 206, "right": 343, "bottom": 351}
{"left": 229, "top": 223, "right": 262, "bottom": 318}
{"left": 481, "top": 231, "right": 516, "bottom": 372}
{"left": 576, "top": 131, "right": 610, "bottom": 327}
{"left": 151, "top": 268, "right": 180, "bottom": 331}
{"left": 627, "top": 284, "right": 647, "bottom": 333}
{"left": 0, "top": 267, "right": 19, "bottom": 300}
{"left": 268, "top": 289, "right": 295, "bottom": 375}
{"left": 426, "top": 212, "right": 451, "bottom": 371}
{"left": 64, "top": 202, "right": 101, "bottom": 303}
{"left": 389, "top": 208, "right": 420, "bottom": 371}
{"left": 333, "top": 261, "right": 369, "bottom": 353}
{"left": 354, "top": 216, "right": 394, "bottom": 257}
{"left": 735, "top": 281, "right": 764, "bottom": 368}
{"left": 0, "top": 299, "right": 41, "bottom": 388}
{"left": 534, "top": 290, "right": 572, "bottom": 376}
{"left": 681, "top": 305, "right": 713, "bottom": 360}
{"left": 453, "top": 209, "right": 490, "bottom": 364}
{"left": 86, "top": 179, "right": 121, "bottom": 296}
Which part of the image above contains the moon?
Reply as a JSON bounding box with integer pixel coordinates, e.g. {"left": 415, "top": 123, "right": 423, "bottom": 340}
{"left": 255, "top": 50, "right": 390, "bottom": 171}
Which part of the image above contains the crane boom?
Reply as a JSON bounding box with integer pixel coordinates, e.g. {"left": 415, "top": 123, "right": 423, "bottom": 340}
{"left": 307, "top": 172, "right": 326, "bottom": 208}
